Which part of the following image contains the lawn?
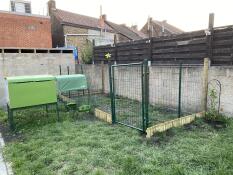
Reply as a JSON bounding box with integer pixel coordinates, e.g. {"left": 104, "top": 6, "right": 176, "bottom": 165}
{"left": 0, "top": 108, "right": 233, "bottom": 175}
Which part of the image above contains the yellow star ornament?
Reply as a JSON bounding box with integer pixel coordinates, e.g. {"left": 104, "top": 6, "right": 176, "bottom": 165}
{"left": 105, "top": 53, "right": 111, "bottom": 60}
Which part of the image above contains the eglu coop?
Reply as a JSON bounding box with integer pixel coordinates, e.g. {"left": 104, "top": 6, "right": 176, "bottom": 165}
{"left": 5, "top": 75, "right": 59, "bottom": 130}
{"left": 5, "top": 74, "right": 91, "bottom": 130}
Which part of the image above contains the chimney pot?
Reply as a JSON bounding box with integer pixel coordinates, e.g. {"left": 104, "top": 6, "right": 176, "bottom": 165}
{"left": 102, "top": 14, "right": 107, "bottom": 21}
{"left": 99, "top": 14, "right": 106, "bottom": 29}
{"left": 48, "top": 0, "right": 56, "bottom": 15}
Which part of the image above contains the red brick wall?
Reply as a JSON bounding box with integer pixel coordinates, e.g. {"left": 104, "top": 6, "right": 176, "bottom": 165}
{"left": 0, "top": 12, "right": 52, "bottom": 48}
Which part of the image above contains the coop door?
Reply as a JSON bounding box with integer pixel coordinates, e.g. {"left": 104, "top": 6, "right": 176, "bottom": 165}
{"left": 109, "top": 61, "right": 149, "bottom": 132}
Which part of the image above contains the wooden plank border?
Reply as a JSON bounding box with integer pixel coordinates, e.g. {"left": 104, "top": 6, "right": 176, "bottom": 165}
{"left": 58, "top": 94, "right": 75, "bottom": 103}
{"left": 94, "top": 108, "right": 112, "bottom": 123}
{"left": 146, "top": 112, "right": 204, "bottom": 138}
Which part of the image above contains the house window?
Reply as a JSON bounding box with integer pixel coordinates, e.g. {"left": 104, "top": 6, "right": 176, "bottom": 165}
{"left": 10, "top": 0, "right": 32, "bottom": 14}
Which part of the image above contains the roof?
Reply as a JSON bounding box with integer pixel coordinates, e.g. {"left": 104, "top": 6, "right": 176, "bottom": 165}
{"left": 105, "top": 21, "right": 146, "bottom": 40}
{"left": 152, "top": 20, "right": 183, "bottom": 34}
{"left": 0, "top": 10, "right": 50, "bottom": 19}
{"left": 56, "top": 74, "right": 87, "bottom": 92}
{"left": 52, "top": 9, "right": 113, "bottom": 31}
{"left": 6, "top": 75, "right": 55, "bottom": 83}
{"left": 52, "top": 9, "right": 145, "bottom": 40}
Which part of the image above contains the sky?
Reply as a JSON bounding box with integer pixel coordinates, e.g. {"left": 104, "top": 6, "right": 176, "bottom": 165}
{"left": 0, "top": 0, "right": 233, "bottom": 32}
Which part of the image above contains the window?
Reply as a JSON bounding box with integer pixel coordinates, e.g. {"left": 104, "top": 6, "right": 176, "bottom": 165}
{"left": 10, "top": 0, "right": 31, "bottom": 14}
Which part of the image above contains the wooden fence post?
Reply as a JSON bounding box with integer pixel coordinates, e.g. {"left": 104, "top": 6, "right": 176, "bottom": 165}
{"left": 114, "top": 34, "right": 117, "bottom": 64}
{"left": 101, "top": 61, "right": 105, "bottom": 93}
{"left": 148, "top": 38, "right": 153, "bottom": 62}
{"left": 202, "top": 57, "right": 209, "bottom": 112}
{"left": 207, "top": 13, "right": 214, "bottom": 63}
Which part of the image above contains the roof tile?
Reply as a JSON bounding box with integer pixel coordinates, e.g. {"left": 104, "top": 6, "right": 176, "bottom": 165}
{"left": 53, "top": 9, "right": 113, "bottom": 31}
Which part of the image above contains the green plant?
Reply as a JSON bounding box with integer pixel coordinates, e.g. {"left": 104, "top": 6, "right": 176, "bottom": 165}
{"left": 205, "top": 88, "right": 218, "bottom": 119}
{"left": 81, "top": 43, "right": 93, "bottom": 64}
{"left": 204, "top": 88, "right": 229, "bottom": 127}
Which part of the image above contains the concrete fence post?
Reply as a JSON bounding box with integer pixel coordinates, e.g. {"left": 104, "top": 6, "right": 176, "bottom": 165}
{"left": 101, "top": 61, "right": 105, "bottom": 93}
{"left": 202, "top": 57, "right": 209, "bottom": 112}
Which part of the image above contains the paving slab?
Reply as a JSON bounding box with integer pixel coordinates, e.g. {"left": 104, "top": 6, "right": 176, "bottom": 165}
{"left": 0, "top": 133, "right": 13, "bottom": 175}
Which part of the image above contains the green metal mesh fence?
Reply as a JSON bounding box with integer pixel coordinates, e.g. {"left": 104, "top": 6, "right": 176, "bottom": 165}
{"left": 73, "top": 62, "right": 203, "bottom": 131}
{"left": 111, "top": 64, "right": 144, "bottom": 130}
{"left": 75, "top": 64, "right": 111, "bottom": 113}
{"left": 148, "top": 65, "right": 203, "bottom": 127}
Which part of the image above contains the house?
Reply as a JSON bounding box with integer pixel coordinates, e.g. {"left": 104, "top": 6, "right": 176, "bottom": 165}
{"left": 105, "top": 21, "right": 146, "bottom": 41}
{"left": 10, "top": 0, "right": 32, "bottom": 14}
{"left": 0, "top": 1, "right": 52, "bottom": 48}
{"left": 47, "top": 0, "right": 145, "bottom": 54}
{"left": 141, "top": 17, "right": 184, "bottom": 37}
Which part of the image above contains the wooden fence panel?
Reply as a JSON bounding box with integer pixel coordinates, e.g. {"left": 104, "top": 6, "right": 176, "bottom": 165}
{"left": 93, "top": 25, "right": 233, "bottom": 65}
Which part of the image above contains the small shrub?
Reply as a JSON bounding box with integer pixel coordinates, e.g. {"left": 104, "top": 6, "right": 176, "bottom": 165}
{"left": 81, "top": 43, "right": 93, "bottom": 64}
{"left": 204, "top": 88, "right": 230, "bottom": 128}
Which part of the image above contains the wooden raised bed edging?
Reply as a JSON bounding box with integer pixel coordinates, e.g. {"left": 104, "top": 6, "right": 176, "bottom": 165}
{"left": 94, "top": 109, "right": 204, "bottom": 137}
{"left": 146, "top": 112, "right": 204, "bottom": 138}
{"left": 94, "top": 108, "right": 112, "bottom": 124}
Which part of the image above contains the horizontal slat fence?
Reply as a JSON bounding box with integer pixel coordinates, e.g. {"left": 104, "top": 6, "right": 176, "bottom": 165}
{"left": 93, "top": 25, "right": 233, "bottom": 65}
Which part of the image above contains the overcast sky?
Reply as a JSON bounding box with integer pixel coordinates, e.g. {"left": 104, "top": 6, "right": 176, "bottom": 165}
{"left": 0, "top": 0, "right": 233, "bottom": 32}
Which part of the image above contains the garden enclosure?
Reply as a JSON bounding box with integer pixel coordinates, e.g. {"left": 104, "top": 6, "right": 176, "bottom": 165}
{"left": 76, "top": 59, "right": 206, "bottom": 135}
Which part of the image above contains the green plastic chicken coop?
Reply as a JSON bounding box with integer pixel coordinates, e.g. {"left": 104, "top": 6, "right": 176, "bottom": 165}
{"left": 56, "top": 74, "right": 91, "bottom": 113}
{"left": 5, "top": 75, "right": 59, "bottom": 130}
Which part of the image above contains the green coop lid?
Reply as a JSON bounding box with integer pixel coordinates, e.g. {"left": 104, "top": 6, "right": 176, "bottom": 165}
{"left": 6, "top": 75, "right": 55, "bottom": 83}
{"left": 56, "top": 74, "right": 88, "bottom": 92}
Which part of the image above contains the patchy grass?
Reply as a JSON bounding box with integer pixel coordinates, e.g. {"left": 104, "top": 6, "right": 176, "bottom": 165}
{"left": 0, "top": 108, "right": 233, "bottom": 175}
{"left": 92, "top": 94, "right": 183, "bottom": 128}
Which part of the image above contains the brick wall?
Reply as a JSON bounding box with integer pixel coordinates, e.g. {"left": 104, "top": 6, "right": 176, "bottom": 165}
{"left": 63, "top": 25, "right": 89, "bottom": 61}
{"left": 0, "top": 11, "right": 52, "bottom": 48}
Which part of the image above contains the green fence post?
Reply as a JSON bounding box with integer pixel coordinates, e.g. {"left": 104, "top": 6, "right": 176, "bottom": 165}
{"left": 178, "top": 63, "right": 182, "bottom": 118}
{"left": 56, "top": 103, "right": 60, "bottom": 122}
{"left": 80, "top": 64, "right": 84, "bottom": 74}
{"left": 144, "top": 59, "right": 149, "bottom": 130}
{"left": 67, "top": 66, "right": 71, "bottom": 98}
{"left": 80, "top": 64, "right": 85, "bottom": 95}
{"left": 141, "top": 63, "right": 145, "bottom": 131}
{"left": 45, "top": 105, "right": 49, "bottom": 117}
{"left": 59, "top": 65, "right": 62, "bottom": 75}
{"left": 109, "top": 64, "right": 116, "bottom": 124}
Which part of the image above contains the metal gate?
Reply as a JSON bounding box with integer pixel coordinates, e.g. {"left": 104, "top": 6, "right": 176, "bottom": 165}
{"left": 109, "top": 60, "right": 149, "bottom": 132}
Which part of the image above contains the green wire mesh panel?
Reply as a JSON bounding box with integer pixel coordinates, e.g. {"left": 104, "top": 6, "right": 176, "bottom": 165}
{"left": 148, "top": 65, "right": 203, "bottom": 127}
{"left": 180, "top": 66, "right": 203, "bottom": 114}
{"left": 111, "top": 64, "right": 145, "bottom": 131}
{"left": 148, "top": 66, "right": 180, "bottom": 126}
{"left": 75, "top": 64, "right": 112, "bottom": 114}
